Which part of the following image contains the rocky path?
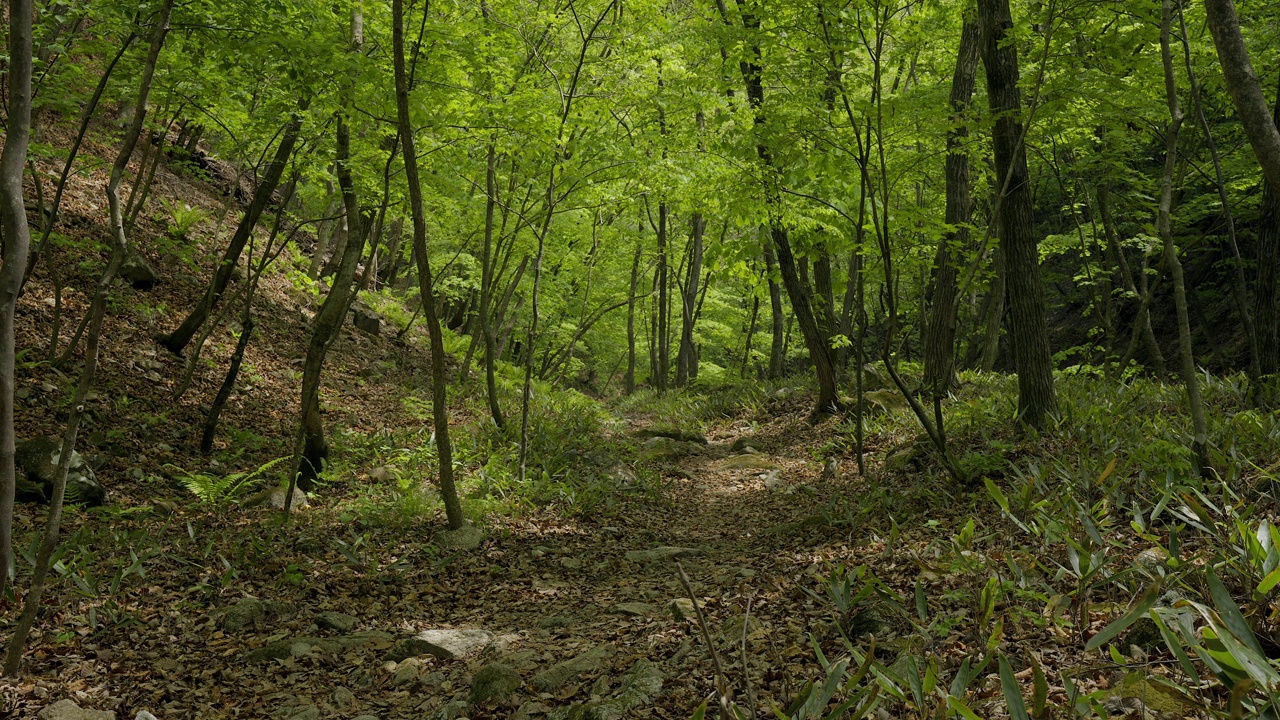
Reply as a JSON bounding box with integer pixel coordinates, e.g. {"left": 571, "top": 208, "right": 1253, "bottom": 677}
{"left": 25, "top": 414, "right": 862, "bottom": 720}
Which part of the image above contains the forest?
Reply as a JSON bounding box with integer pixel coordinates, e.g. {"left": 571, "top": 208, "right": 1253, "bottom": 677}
{"left": 0, "top": 0, "right": 1279, "bottom": 716}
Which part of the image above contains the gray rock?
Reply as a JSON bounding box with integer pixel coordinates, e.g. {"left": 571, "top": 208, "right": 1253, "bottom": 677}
{"left": 536, "top": 616, "right": 571, "bottom": 629}
{"left": 514, "top": 702, "right": 551, "bottom": 720}
{"left": 16, "top": 436, "right": 106, "bottom": 506}
{"left": 624, "top": 546, "right": 702, "bottom": 563}
{"left": 437, "top": 524, "right": 483, "bottom": 550}
{"left": 332, "top": 686, "right": 355, "bottom": 708}
{"left": 532, "top": 643, "right": 615, "bottom": 691}
{"left": 120, "top": 252, "right": 159, "bottom": 290}
{"left": 39, "top": 701, "right": 115, "bottom": 720}
{"left": 639, "top": 436, "right": 702, "bottom": 460}
{"left": 224, "top": 597, "right": 266, "bottom": 633}
{"left": 280, "top": 706, "right": 319, "bottom": 720}
{"left": 730, "top": 436, "right": 757, "bottom": 452}
{"left": 559, "top": 557, "right": 583, "bottom": 570}
{"left": 134, "top": 713, "right": 159, "bottom": 720}
{"left": 611, "top": 602, "right": 656, "bottom": 617}
{"left": 392, "top": 658, "right": 421, "bottom": 687}
{"left": 669, "top": 598, "right": 697, "bottom": 622}
{"left": 245, "top": 631, "right": 393, "bottom": 663}
{"left": 429, "top": 700, "right": 470, "bottom": 720}
{"left": 470, "top": 663, "right": 523, "bottom": 704}
{"left": 351, "top": 307, "right": 382, "bottom": 335}
{"left": 316, "top": 611, "right": 357, "bottom": 632}
{"left": 387, "top": 627, "right": 494, "bottom": 661}
{"left": 240, "top": 483, "right": 308, "bottom": 510}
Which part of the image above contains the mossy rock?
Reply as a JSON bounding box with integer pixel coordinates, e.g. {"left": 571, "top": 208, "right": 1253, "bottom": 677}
{"left": 715, "top": 455, "right": 780, "bottom": 471}
{"left": 1104, "top": 671, "right": 1191, "bottom": 715}
{"left": 470, "top": 663, "right": 523, "bottom": 704}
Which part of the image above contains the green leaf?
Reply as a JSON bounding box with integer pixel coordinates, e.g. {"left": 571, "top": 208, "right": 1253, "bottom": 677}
{"left": 986, "top": 477, "right": 1011, "bottom": 514}
{"left": 998, "top": 654, "right": 1031, "bottom": 720}
{"left": 1151, "top": 610, "right": 1199, "bottom": 680}
{"left": 1256, "top": 565, "right": 1280, "bottom": 596}
{"left": 691, "top": 699, "right": 708, "bottom": 720}
{"left": 1031, "top": 655, "right": 1048, "bottom": 719}
{"left": 947, "top": 696, "right": 984, "bottom": 720}
{"left": 1085, "top": 579, "right": 1162, "bottom": 651}
{"left": 1207, "top": 568, "right": 1267, "bottom": 657}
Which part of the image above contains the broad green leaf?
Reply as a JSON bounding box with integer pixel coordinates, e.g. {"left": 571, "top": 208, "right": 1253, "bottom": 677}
{"left": 1207, "top": 568, "right": 1267, "bottom": 657}
{"left": 998, "top": 654, "right": 1031, "bottom": 720}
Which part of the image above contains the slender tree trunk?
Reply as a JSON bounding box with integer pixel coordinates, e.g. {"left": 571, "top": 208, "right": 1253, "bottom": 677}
{"left": 1260, "top": 80, "right": 1280, "bottom": 378}
{"left": 923, "top": 16, "right": 980, "bottom": 399}
{"left": 480, "top": 145, "right": 504, "bottom": 427}
{"left": 676, "top": 212, "right": 704, "bottom": 387}
{"left": 0, "top": 0, "right": 36, "bottom": 600}
{"left": 656, "top": 201, "right": 669, "bottom": 391}
{"left": 1097, "top": 181, "right": 1166, "bottom": 375}
{"left": 979, "top": 241, "right": 1006, "bottom": 372}
{"left": 1202, "top": 0, "right": 1280, "bottom": 194}
{"left": 764, "top": 239, "right": 785, "bottom": 379}
{"left": 978, "top": 0, "right": 1058, "bottom": 427}
{"left": 626, "top": 237, "right": 641, "bottom": 394}
{"left": 393, "top": 0, "right": 465, "bottom": 529}
{"left": 5, "top": 0, "right": 172, "bottom": 671}
{"left": 1176, "top": 0, "right": 1260, "bottom": 394}
{"left": 1158, "top": 0, "right": 1209, "bottom": 473}
{"left": 741, "top": 285, "right": 760, "bottom": 378}
{"left": 160, "top": 109, "right": 305, "bottom": 355}
{"left": 310, "top": 181, "right": 340, "bottom": 280}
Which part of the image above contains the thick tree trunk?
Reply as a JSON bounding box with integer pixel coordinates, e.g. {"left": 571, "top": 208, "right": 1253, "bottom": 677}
{"left": 1202, "top": 0, "right": 1280, "bottom": 194}
{"left": 676, "top": 212, "right": 704, "bottom": 387}
{"left": 923, "top": 16, "right": 980, "bottom": 399}
{"left": 393, "top": 0, "right": 465, "bottom": 529}
{"left": 160, "top": 109, "right": 305, "bottom": 355}
{"left": 1158, "top": 0, "right": 1209, "bottom": 473}
{"left": 0, "top": 0, "right": 36, "bottom": 601}
{"left": 978, "top": 0, "right": 1058, "bottom": 427}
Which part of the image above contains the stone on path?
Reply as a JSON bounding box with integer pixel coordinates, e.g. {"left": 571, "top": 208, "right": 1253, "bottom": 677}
{"left": 716, "top": 455, "right": 778, "bottom": 471}
{"left": 428, "top": 700, "right": 470, "bottom": 720}
{"left": 669, "top": 598, "right": 697, "bottom": 622}
{"left": 245, "top": 631, "right": 392, "bottom": 663}
{"left": 315, "top": 611, "right": 357, "bottom": 632}
{"left": 611, "top": 602, "right": 656, "bottom": 617}
{"left": 39, "top": 700, "right": 115, "bottom": 720}
{"left": 332, "top": 686, "right": 356, "bottom": 708}
{"left": 470, "top": 663, "right": 523, "bottom": 704}
{"left": 531, "top": 643, "right": 615, "bottom": 692}
{"left": 388, "top": 627, "right": 495, "bottom": 661}
{"left": 224, "top": 597, "right": 265, "bottom": 633}
{"left": 17, "top": 436, "right": 106, "bottom": 506}
{"left": 624, "top": 546, "right": 702, "bottom": 563}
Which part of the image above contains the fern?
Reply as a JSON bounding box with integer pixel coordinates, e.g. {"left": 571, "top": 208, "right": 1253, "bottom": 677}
{"left": 172, "top": 456, "right": 290, "bottom": 507}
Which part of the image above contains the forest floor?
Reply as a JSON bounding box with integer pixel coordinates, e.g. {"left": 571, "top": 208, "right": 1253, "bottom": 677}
{"left": 5, "top": 118, "right": 1208, "bottom": 720}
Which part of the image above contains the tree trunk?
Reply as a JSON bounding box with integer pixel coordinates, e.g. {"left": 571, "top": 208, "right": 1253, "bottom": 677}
{"left": 626, "top": 237, "right": 641, "bottom": 394}
{"left": 978, "top": 238, "right": 1006, "bottom": 372}
{"left": 1202, "top": 0, "right": 1280, "bottom": 195}
{"left": 0, "top": 0, "right": 36, "bottom": 601}
{"left": 764, "top": 239, "right": 785, "bottom": 379}
{"left": 480, "top": 144, "right": 504, "bottom": 428}
{"left": 393, "top": 0, "right": 465, "bottom": 529}
{"left": 978, "top": 0, "right": 1058, "bottom": 427}
{"left": 923, "top": 16, "right": 980, "bottom": 399}
{"left": 1097, "top": 181, "right": 1166, "bottom": 375}
{"left": 676, "top": 212, "right": 704, "bottom": 387}
{"left": 160, "top": 109, "right": 305, "bottom": 355}
{"left": 655, "top": 201, "right": 669, "bottom": 391}
{"left": 1257, "top": 75, "right": 1280, "bottom": 381}
{"left": 1158, "top": 0, "right": 1209, "bottom": 473}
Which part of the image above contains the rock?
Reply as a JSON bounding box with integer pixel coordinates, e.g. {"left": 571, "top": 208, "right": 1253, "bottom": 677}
{"left": 224, "top": 597, "right": 266, "bottom": 633}
{"left": 532, "top": 643, "right": 615, "bottom": 692}
{"left": 437, "top": 524, "right": 483, "bottom": 550}
{"left": 1136, "top": 546, "right": 1168, "bottom": 570}
{"left": 514, "top": 702, "right": 551, "bottom": 720}
{"left": 730, "top": 436, "right": 757, "bottom": 452}
{"left": 245, "top": 631, "right": 393, "bottom": 663}
{"left": 351, "top": 307, "right": 382, "bottom": 335}
{"left": 39, "top": 701, "right": 115, "bottom": 720}
{"left": 669, "top": 598, "right": 697, "bottom": 622}
{"left": 240, "top": 483, "right": 308, "bottom": 510}
{"left": 639, "top": 436, "right": 702, "bottom": 460}
{"left": 635, "top": 428, "right": 707, "bottom": 444}
{"left": 280, "top": 706, "right": 319, "bottom": 720}
{"left": 470, "top": 663, "right": 523, "bottom": 704}
{"left": 551, "top": 659, "right": 663, "bottom": 720}
{"left": 387, "top": 627, "right": 495, "bottom": 661}
{"left": 316, "top": 611, "right": 357, "bottom": 632}
{"left": 763, "top": 470, "right": 784, "bottom": 492}
{"left": 332, "top": 686, "right": 355, "bottom": 708}
{"left": 624, "top": 546, "right": 702, "bottom": 563}
{"left": 134, "top": 713, "right": 158, "bottom": 720}
{"left": 119, "top": 252, "right": 159, "bottom": 290}
{"left": 864, "top": 389, "right": 908, "bottom": 414}
{"left": 715, "top": 455, "right": 779, "bottom": 471}
{"left": 429, "top": 700, "right": 470, "bottom": 720}
{"left": 16, "top": 436, "right": 106, "bottom": 506}
{"left": 560, "top": 557, "right": 583, "bottom": 570}
{"left": 392, "top": 658, "right": 421, "bottom": 687}
{"left": 611, "top": 602, "right": 656, "bottom": 617}
{"left": 537, "top": 616, "right": 571, "bottom": 629}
